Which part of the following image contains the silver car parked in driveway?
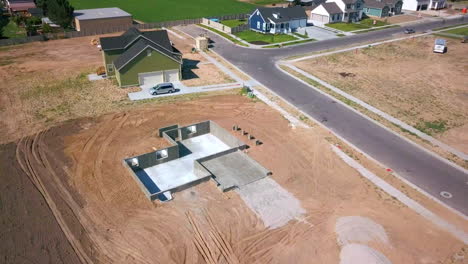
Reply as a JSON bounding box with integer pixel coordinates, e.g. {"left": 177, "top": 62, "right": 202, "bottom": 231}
{"left": 149, "top": 83, "right": 176, "bottom": 95}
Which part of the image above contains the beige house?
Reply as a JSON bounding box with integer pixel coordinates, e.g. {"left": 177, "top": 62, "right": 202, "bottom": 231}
{"left": 73, "top": 7, "right": 133, "bottom": 32}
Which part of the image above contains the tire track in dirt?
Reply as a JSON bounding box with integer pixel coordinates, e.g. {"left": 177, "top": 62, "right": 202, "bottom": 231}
{"left": 74, "top": 115, "right": 117, "bottom": 199}
{"left": 15, "top": 133, "right": 94, "bottom": 264}
{"left": 93, "top": 113, "right": 129, "bottom": 202}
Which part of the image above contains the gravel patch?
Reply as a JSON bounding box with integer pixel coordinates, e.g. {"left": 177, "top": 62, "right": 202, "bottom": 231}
{"left": 236, "top": 178, "right": 305, "bottom": 229}
{"left": 335, "top": 216, "right": 389, "bottom": 246}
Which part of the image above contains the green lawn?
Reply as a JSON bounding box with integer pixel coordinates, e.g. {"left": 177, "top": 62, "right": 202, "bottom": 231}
{"left": 326, "top": 18, "right": 389, "bottom": 32}
{"left": 1, "top": 18, "right": 26, "bottom": 38}
{"left": 69, "top": 0, "right": 255, "bottom": 23}
{"left": 234, "top": 30, "right": 297, "bottom": 44}
{"left": 220, "top": 19, "right": 247, "bottom": 28}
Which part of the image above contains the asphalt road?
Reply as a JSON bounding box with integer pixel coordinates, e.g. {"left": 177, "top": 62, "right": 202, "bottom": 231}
{"left": 179, "top": 16, "right": 468, "bottom": 216}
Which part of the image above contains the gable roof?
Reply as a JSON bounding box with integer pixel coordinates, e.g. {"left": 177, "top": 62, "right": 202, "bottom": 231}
{"left": 256, "top": 6, "right": 307, "bottom": 23}
{"left": 365, "top": 0, "right": 388, "bottom": 8}
{"left": 100, "top": 28, "right": 173, "bottom": 52}
{"left": 320, "top": 2, "right": 343, "bottom": 13}
{"left": 111, "top": 32, "right": 182, "bottom": 71}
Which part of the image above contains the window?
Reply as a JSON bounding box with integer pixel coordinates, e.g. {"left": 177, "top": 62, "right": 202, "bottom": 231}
{"left": 257, "top": 21, "right": 260, "bottom": 29}
{"left": 262, "top": 23, "right": 266, "bottom": 31}
{"left": 188, "top": 125, "right": 197, "bottom": 134}
{"left": 156, "top": 149, "right": 168, "bottom": 160}
{"left": 345, "top": 13, "right": 348, "bottom": 17}
{"left": 107, "top": 64, "right": 113, "bottom": 72}
{"left": 356, "top": 3, "right": 361, "bottom": 8}
{"left": 147, "top": 49, "right": 152, "bottom": 56}
{"left": 346, "top": 4, "right": 351, "bottom": 9}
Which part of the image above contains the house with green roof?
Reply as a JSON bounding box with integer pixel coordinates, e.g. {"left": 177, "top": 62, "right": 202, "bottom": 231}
{"left": 363, "top": 0, "right": 403, "bottom": 17}
{"left": 100, "top": 28, "right": 182, "bottom": 87}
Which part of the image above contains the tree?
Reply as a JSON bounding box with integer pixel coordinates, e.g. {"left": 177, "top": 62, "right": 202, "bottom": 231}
{"left": 25, "top": 18, "right": 39, "bottom": 36}
{"left": 47, "top": 0, "right": 74, "bottom": 29}
{"left": 35, "top": 0, "right": 48, "bottom": 14}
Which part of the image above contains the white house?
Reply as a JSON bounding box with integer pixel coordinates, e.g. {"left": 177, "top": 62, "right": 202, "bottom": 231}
{"left": 402, "top": 0, "right": 445, "bottom": 10}
{"left": 310, "top": 0, "right": 365, "bottom": 25}
{"left": 309, "top": 3, "right": 343, "bottom": 26}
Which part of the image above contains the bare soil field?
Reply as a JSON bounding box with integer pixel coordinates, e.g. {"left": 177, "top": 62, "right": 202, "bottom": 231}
{"left": 168, "top": 30, "right": 235, "bottom": 87}
{"left": 0, "top": 30, "right": 233, "bottom": 144}
{"left": 293, "top": 35, "right": 468, "bottom": 153}
{"left": 3, "top": 94, "right": 466, "bottom": 263}
{"left": 376, "top": 14, "right": 420, "bottom": 24}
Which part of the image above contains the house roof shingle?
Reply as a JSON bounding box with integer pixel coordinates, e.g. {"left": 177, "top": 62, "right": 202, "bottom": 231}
{"left": 320, "top": 2, "right": 343, "bottom": 14}
{"left": 364, "top": 0, "right": 388, "bottom": 8}
{"left": 103, "top": 29, "right": 181, "bottom": 70}
{"left": 257, "top": 6, "right": 308, "bottom": 23}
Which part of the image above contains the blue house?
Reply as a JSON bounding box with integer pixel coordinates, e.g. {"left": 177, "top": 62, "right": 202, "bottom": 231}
{"left": 248, "top": 6, "right": 308, "bottom": 34}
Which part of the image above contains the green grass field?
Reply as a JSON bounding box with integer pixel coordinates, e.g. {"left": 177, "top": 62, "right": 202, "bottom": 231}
{"left": 234, "top": 30, "right": 297, "bottom": 44}
{"left": 69, "top": 0, "right": 256, "bottom": 23}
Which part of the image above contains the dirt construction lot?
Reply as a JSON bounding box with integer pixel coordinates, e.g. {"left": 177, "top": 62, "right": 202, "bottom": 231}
{"left": 2, "top": 94, "right": 467, "bottom": 263}
{"left": 293, "top": 35, "right": 468, "bottom": 153}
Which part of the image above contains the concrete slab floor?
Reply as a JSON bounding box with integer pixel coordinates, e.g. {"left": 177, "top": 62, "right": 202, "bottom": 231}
{"left": 202, "top": 151, "right": 268, "bottom": 190}
{"left": 143, "top": 134, "right": 230, "bottom": 192}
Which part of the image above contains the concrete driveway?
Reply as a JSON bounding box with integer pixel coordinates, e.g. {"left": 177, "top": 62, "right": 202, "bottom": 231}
{"left": 297, "top": 26, "right": 339, "bottom": 41}
{"left": 128, "top": 81, "right": 242, "bottom": 101}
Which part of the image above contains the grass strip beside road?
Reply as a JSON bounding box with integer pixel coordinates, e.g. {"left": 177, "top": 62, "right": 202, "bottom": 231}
{"left": 263, "top": 38, "right": 316, "bottom": 48}
{"left": 198, "top": 24, "right": 248, "bottom": 46}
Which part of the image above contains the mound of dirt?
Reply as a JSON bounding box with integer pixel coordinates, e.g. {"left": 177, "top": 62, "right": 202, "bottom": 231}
{"left": 339, "top": 244, "right": 391, "bottom": 264}
{"left": 335, "top": 216, "right": 389, "bottom": 246}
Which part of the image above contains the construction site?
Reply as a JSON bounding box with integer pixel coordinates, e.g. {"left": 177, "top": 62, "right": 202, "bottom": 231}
{"left": 1, "top": 22, "right": 467, "bottom": 264}
{"left": 124, "top": 120, "right": 270, "bottom": 201}
{"left": 2, "top": 94, "right": 467, "bottom": 263}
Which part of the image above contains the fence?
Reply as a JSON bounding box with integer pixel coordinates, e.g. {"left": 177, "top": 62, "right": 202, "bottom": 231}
{"left": 201, "top": 14, "right": 249, "bottom": 34}
{"left": 0, "top": 13, "right": 249, "bottom": 47}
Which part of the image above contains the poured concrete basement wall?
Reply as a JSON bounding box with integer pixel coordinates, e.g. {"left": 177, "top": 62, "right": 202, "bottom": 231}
{"left": 180, "top": 121, "right": 210, "bottom": 140}
{"left": 209, "top": 121, "right": 245, "bottom": 148}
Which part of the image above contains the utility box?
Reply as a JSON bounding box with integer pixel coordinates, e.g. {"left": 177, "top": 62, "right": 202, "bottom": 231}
{"left": 195, "top": 36, "right": 208, "bottom": 51}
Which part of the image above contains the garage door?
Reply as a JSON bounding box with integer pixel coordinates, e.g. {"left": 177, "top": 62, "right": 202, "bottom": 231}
{"left": 164, "top": 70, "right": 179, "bottom": 82}
{"left": 310, "top": 14, "right": 328, "bottom": 24}
{"left": 139, "top": 71, "right": 163, "bottom": 85}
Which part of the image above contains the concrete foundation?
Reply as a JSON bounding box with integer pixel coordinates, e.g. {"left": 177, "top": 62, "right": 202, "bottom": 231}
{"left": 123, "top": 120, "right": 270, "bottom": 201}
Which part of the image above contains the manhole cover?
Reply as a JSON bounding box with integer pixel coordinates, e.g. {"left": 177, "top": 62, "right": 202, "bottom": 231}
{"left": 440, "top": 191, "right": 453, "bottom": 199}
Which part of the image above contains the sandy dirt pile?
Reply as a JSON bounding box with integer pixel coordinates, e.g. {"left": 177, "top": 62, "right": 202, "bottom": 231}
{"left": 2, "top": 94, "right": 467, "bottom": 263}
